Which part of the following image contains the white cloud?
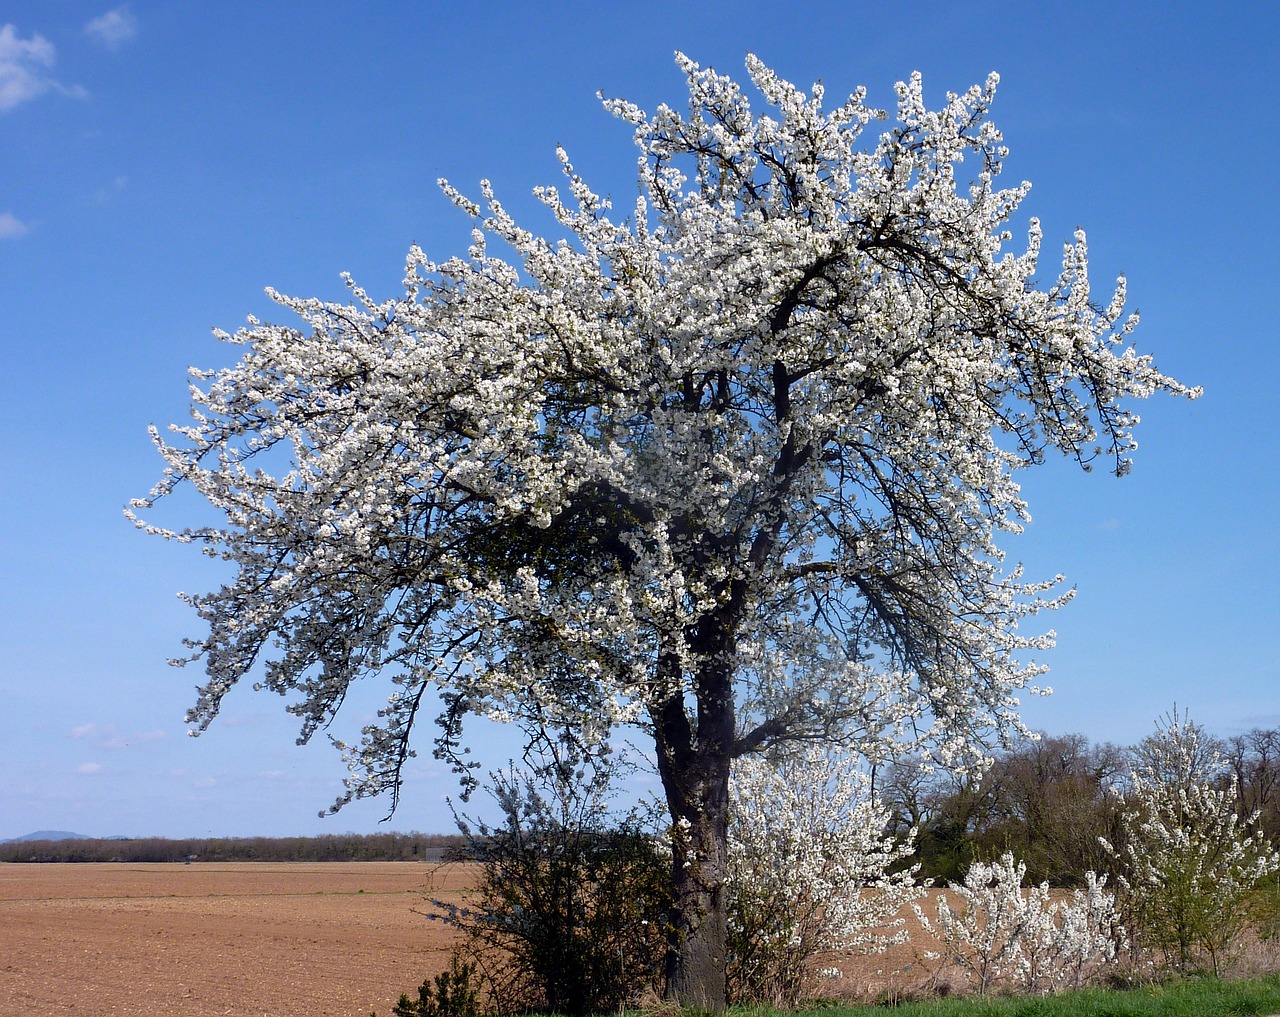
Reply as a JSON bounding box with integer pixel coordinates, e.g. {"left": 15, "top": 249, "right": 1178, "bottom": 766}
{"left": 84, "top": 7, "right": 137, "bottom": 50}
{"left": 69, "top": 722, "right": 168, "bottom": 749}
{"left": 0, "top": 23, "right": 84, "bottom": 111}
{"left": 76, "top": 762, "right": 104, "bottom": 775}
{"left": 0, "top": 24, "right": 54, "bottom": 110}
{"left": 0, "top": 211, "right": 31, "bottom": 238}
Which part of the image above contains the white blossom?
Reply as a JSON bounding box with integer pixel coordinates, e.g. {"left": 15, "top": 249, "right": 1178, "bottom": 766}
{"left": 1105, "top": 713, "right": 1280, "bottom": 974}
{"left": 726, "top": 748, "right": 922, "bottom": 1003}
{"left": 913, "top": 853, "right": 1122, "bottom": 995}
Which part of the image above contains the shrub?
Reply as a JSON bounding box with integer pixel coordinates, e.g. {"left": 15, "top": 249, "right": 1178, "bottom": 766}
{"left": 913, "top": 852, "right": 1122, "bottom": 995}
{"left": 432, "top": 743, "right": 669, "bottom": 1015}
{"left": 1106, "top": 711, "right": 1280, "bottom": 975}
{"left": 381, "top": 951, "right": 481, "bottom": 1017}
{"left": 726, "top": 748, "right": 923, "bottom": 1005}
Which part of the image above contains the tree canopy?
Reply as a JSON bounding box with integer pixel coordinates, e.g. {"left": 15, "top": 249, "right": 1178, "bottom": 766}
{"left": 134, "top": 54, "right": 1197, "bottom": 1008}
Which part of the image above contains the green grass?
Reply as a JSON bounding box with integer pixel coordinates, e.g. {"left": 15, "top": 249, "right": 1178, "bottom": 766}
{"left": 728, "top": 975, "right": 1280, "bottom": 1017}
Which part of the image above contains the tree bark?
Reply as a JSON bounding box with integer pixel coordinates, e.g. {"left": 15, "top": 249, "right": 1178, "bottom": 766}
{"left": 665, "top": 797, "right": 730, "bottom": 1011}
{"left": 651, "top": 644, "right": 736, "bottom": 1012}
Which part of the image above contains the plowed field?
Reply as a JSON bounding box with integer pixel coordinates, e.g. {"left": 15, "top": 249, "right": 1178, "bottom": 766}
{"left": 1, "top": 861, "right": 958, "bottom": 1015}
{"left": 0, "top": 861, "right": 469, "bottom": 1017}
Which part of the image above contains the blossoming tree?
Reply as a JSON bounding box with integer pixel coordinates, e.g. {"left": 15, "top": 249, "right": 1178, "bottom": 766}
{"left": 1107, "top": 712, "right": 1280, "bottom": 974}
{"left": 134, "top": 54, "right": 1197, "bottom": 1009}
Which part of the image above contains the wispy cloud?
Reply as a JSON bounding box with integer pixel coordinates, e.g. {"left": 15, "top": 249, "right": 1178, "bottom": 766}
{"left": 0, "top": 210, "right": 29, "bottom": 238}
{"left": 76, "top": 762, "right": 104, "bottom": 775}
{"left": 93, "top": 175, "right": 128, "bottom": 204}
{"left": 70, "top": 722, "right": 168, "bottom": 749}
{"left": 84, "top": 7, "right": 137, "bottom": 50}
{"left": 0, "top": 23, "right": 85, "bottom": 111}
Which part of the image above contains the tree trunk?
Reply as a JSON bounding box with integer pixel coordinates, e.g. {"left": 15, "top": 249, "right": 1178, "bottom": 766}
{"left": 665, "top": 776, "right": 730, "bottom": 1011}
{"left": 651, "top": 646, "right": 736, "bottom": 1012}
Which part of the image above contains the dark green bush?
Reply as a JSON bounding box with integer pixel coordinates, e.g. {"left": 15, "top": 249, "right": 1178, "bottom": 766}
{"left": 383, "top": 951, "right": 481, "bottom": 1017}
{"left": 434, "top": 747, "right": 670, "bottom": 1015}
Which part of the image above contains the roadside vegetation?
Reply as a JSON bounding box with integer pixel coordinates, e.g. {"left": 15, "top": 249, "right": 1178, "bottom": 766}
{"left": 379, "top": 712, "right": 1280, "bottom": 1016}
{"left": 381, "top": 974, "right": 1280, "bottom": 1017}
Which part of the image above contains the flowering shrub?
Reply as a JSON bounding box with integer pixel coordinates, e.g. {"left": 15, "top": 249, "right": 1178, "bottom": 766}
{"left": 725, "top": 749, "right": 922, "bottom": 1004}
{"left": 913, "top": 852, "right": 1121, "bottom": 995}
{"left": 1051, "top": 872, "right": 1127, "bottom": 990}
{"left": 1106, "top": 713, "right": 1280, "bottom": 975}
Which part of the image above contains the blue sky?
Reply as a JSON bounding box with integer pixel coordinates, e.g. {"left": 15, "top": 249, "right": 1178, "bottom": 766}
{"left": 2, "top": 2, "right": 1276, "bottom": 839}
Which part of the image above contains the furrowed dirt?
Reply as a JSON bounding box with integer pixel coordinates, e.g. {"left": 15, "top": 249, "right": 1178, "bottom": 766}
{"left": 1, "top": 861, "right": 952, "bottom": 1015}
{"left": 0, "top": 861, "right": 470, "bottom": 1017}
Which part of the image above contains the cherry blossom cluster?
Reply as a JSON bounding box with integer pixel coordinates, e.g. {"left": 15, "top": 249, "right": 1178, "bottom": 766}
{"left": 913, "top": 853, "right": 1122, "bottom": 995}
{"left": 725, "top": 748, "right": 922, "bottom": 1003}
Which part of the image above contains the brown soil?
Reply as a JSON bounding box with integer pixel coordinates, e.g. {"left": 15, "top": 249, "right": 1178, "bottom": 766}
{"left": 0, "top": 861, "right": 471, "bottom": 1017}
{"left": 0, "top": 862, "right": 960, "bottom": 1015}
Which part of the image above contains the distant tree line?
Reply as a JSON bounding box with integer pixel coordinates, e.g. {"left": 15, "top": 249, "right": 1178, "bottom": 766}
{"left": 0, "top": 831, "right": 466, "bottom": 863}
{"left": 10, "top": 722, "right": 1277, "bottom": 885}
{"left": 880, "top": 722, "right": 1280, "bottom": 887}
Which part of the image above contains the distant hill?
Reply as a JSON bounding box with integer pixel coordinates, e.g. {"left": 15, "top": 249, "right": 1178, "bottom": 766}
{"left": 4, "top": 831, "right": 94, "bottom": 843}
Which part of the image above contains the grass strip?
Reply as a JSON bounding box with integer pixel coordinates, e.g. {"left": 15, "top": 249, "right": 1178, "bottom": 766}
{"left": 740, "top": 975, "right": 1280, "bottom": 1017}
